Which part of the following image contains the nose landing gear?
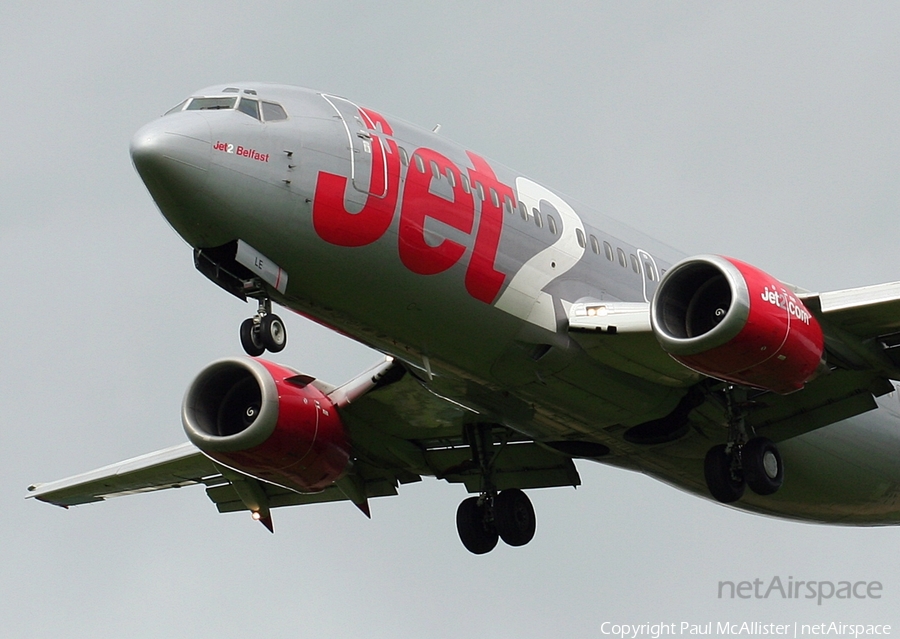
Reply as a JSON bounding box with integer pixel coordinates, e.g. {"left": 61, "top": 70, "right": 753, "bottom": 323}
{"left": 240, "top": 298, "right": 287, "bottom": 356}
{"left": 703, "top": 386, "right": 784, "bottom": 503}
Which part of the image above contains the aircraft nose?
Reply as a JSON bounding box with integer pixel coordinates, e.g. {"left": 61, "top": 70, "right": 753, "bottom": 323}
{"left": 130, "top": 114, "right": 212, "bottom": 188}
{"left": 131, "top": 114, "right": 215, "bottom": 246}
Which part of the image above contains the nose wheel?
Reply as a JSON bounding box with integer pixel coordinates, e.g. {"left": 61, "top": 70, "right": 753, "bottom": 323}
{"left": 240, "top": 298, "right": 287, "bottom": 356}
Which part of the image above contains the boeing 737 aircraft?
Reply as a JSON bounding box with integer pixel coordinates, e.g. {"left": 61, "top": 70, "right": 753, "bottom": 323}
{"left": 28, "top": 83, "right": 900, "bottom": 553}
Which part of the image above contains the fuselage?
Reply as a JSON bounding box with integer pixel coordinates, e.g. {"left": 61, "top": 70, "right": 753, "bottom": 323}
{"left": 131, "top": 83, "right": 900, "bottom": 525}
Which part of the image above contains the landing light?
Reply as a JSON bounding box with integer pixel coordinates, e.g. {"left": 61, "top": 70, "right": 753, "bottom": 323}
{"left": 251, "top": 511, "right": 262, "bottom": 521}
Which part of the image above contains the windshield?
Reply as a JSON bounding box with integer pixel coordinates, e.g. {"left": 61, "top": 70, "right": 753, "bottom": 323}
{"left": 237, "top": 97, "right": 260, "bottom": 120}
{"left": 262, "top": 101, "right": 288, "bottom": 121}
{"left": 164, "top": 99, "right": 188, "bottom": 115}
{"left": 186, "top": 97, "right": 237, "bottom": 111}
{"left": 168, "top": 95, "right": 288, "bottom": 121}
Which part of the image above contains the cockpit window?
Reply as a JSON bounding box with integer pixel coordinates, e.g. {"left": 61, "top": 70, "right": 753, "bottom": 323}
{"left": 164, "top": 99, "right": 188, "bottom": 115}
{"left": 262, "top": 101, "right": 288, "bottom": 122}
{"left": 186, "top": 97, "right": 237, "bottom": 111}
{"left": 172, "top": 95, "right": 288, "bottom": 121}
{"left": 237, "top": 97, "right": 260, "bottom": 120}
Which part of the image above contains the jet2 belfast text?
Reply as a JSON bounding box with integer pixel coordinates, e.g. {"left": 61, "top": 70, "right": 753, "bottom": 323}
{"left": 29, "top": 84, "right": 900, "bottom": 553}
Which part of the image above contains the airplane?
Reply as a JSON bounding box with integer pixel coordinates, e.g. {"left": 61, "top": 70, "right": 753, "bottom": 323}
{"left": 27, "top": 83, "right": 900, "bottom": 554}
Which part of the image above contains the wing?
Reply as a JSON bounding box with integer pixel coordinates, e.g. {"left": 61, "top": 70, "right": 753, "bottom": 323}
{"left": 27, "top": 443, "right": 220, "bottom": 506}
{"left": 28, "top": 359, "right": 579, "bottom": 527}
{"left": 566, "top": 297, "right": 897, "bottom": 444}
{"left": 737, "top": 281, "right": 900, "bottom": 442}
{"left": 807, "top": 281, "right": 900, "bottom": 337}
{"left": 567, "top": 301, "right": 700, "bottom": 387}
{"left": 800, "top": 281, "right": 900, "bottom": 376}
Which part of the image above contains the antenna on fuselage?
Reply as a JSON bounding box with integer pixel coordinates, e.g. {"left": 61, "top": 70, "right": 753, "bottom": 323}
{"left": 432, "top": 124, "right": 441, "bottom": 133}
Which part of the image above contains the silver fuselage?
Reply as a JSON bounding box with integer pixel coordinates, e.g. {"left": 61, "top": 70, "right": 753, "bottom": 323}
{"left": 131, "top": 83, "right": 900, "bottom": 525}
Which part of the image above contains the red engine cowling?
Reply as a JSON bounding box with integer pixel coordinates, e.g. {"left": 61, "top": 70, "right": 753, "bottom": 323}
{"left": 650, "top": 255, "right": 824, "bottom": 394}
{"left": 181, "top": 357, "right": 350, "bottom": 491}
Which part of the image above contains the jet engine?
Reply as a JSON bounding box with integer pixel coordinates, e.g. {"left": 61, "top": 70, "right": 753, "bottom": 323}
{"left": 182, "top": 357, "right": 350, "bottom": 491}
{"left": 650, "top": 255, "right": 824, "bottom": 394}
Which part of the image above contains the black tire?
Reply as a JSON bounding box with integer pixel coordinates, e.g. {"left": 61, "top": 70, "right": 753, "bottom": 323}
{"left": 494, "top": 488, "right": 536, "bottom": 547}
{"left": 260, "top": 314, "right": 287, "bottom": 353}
{"left": 704, "top": 444, "right": 745, "bottom": 503}
{"left": 743, "top": 437, "right": 784, "bottom": 496}
{"left": 456, "top": 497, "right": 498, "bottom": 555}
{"left": 240, "top": 318, "right": 265, "bottom": 356}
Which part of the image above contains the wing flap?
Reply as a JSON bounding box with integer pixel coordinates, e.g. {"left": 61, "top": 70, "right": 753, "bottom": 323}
{"left": 206, "top": 475, "right": 401, "bottom": 514}
{"left": 746, "top": 370, "right": 889, "bottom": 442}
{"left": 425, "top": 441, "right": 580, "bottom": 493}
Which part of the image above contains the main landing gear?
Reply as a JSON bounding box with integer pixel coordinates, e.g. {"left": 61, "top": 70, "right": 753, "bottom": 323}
{"left": 457, "top": 489, "right": 537, "bottom": 555}
{"left": 239, "top": 297, "right": 287, "bottom": 357}
{"left": 703, "top": 386, "right": 784, "bottom": 503}
{"left": 455, "top": 425, "right": 537, "bottom": 554}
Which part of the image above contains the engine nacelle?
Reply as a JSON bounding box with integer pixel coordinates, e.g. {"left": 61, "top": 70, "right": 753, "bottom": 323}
{"left": 650, "top": 255, "right": 824, "bottom": 394}
{"left": 182, "top": 357, "right": 350, "bottom": 491}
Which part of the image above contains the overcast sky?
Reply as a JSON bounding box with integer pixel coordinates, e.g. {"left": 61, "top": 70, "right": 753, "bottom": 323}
{"left": 2, "top": 3, "right": 900, "bottom": 637}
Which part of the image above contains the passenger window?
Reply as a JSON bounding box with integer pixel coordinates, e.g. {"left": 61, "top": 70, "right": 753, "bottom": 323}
{"left": 630, "top": 255, "right": 640, "bottom": 274}
{"left": 518, "top": 201, "right": 528, "bottom": 220}
{"left": 603, "top": 241, "right": 614, "bottom": 261}
{"left": 590, "top": 235, "right": 600, "bottom": 254}
{"left": 644, "top": 261, "right": 655, "bottom": 280}
{"left": 446, "top": 168, "right": 456, "bottom": 187}
{"left": 490, "top": 188, "right": 499, "bottom": 207}
{"left": 414, "top": 154, "right": 425, "bottom": 173}
{"left": 547, "top": 214, "right": 558, "bottom": 235}
{"left": 576, "top": 228, "right": 586, "bottom": 248}
{"left": 430, "top": 160, "right": 440, "bottom": 179}
{"left": 476, "top": 182, "right": 485, "bottom": 201}
{"left": 503, "top": 196, "right": 514, "bottom": 214}
{"left": 617, "top": 248, "right": 627, "bottom": 268}
{"left": 461, "top": 174, "right": 471, "bottom": 193}
{"left": 533, "top": 209, "right": 543, "bottom": 228}
{"left": 399, "top": 147, "right": 409, "bottom": 166}
{"left": 261, "top": 102, "right": 288, "bottom": 121}
{"left": 237, "top": 98, "right": 260, "bottom": 120}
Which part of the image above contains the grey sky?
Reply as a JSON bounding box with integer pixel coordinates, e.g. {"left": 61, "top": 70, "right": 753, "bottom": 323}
{"left": 2, "top": 2, "right": 899, "bottom": 637}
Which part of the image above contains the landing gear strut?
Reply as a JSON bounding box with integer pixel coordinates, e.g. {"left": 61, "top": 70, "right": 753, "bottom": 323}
{"left": 240, "top": 297, "right": 286, "bottom": 356}
{"left": 703, "top": 386, "right": 784, "bottom": 503}
{"left": 455, "top": 425, "right": 537, "bottom": 554}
